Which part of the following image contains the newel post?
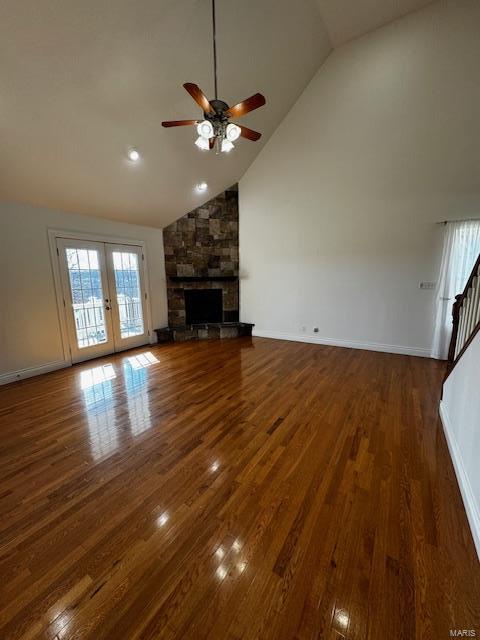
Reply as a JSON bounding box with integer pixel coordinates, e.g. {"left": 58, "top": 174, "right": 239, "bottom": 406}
{"left": 447, "top": 294, "right": 463, "bottom": 363}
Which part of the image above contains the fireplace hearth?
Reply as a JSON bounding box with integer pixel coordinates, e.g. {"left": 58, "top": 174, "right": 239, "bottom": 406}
{"left": 155, "top": 321, "right": 254, "bottom": 343}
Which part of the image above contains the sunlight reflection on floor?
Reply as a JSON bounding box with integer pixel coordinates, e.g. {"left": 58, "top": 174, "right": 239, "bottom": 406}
{"left": 81, "top": 364, "right": 118, "bottom": 461}
{"left": 125, "top": 351, "right": 159, "bottom": 370}
{"left": 123, "top": 362, "right": 152, "bottom": 436}
{"left": 80, "top": 363, "right": 116, "bottom": 389}
{"left": 78, "top": 352, "right": 159, "bottom": 460}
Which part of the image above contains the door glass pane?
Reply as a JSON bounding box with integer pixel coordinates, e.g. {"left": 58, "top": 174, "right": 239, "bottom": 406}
{"left": 65, "top": 248, "right": 108, "bottom": 349}
{"left": 112, "top": 251, "right": 144, "bottom": 338}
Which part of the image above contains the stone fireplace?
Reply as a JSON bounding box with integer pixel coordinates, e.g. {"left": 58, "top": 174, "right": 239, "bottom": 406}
{"left": 158, "top": 184, "right": 252, "bottom": 341}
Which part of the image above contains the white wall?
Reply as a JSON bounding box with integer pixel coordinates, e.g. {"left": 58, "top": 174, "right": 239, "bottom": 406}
{"left": 0, "top": 201, "right": 168, "bottom": 380}
{"left": 240, "top": 0, "right": 480, "bottom": 356}
{"left": 440, "top": 331, "right": 480, "bottom": 559}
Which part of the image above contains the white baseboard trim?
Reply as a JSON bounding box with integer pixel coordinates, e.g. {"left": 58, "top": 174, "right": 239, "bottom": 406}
{"left": 439, "top": 400, "right": 480, "bottom": 560}
{"left": 251, "top": 329, "right": 431, "bottom": 358}
{"left": 0, "top": 360, "right": 70, "bottom": 386}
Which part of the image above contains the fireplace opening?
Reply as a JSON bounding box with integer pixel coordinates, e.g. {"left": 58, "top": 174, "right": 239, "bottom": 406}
{"left": 184, "top": 289, "right": 223, "bottom": 325}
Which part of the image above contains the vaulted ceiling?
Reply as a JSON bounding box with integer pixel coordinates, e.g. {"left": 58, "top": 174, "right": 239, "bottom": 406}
{"left": 0, "top": 0, "right": 434, "bottom": 228}
{"left": 316, "top": 0, "right": 433, "bottom": 46}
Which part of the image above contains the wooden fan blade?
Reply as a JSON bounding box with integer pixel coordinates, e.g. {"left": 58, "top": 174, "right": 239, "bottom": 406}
{"left": 162, "top": 120, "right": 198, "bottom": 127}
{"left": 183, "top": 83, "right": 214, "bottom": 114}
{"left": 238, "top": 125, "right": 262, "bottom": 141}
{"left": 225, "top": 93, "right": 266, "bottom": 118}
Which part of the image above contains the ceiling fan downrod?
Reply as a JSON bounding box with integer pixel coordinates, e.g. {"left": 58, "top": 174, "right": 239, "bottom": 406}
{"left": 212, "top": 0, "right": 218, "bottom": 101}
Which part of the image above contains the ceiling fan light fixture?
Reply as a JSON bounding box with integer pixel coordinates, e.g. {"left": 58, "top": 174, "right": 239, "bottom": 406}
{"left": 225, "top": 123, "right": 241, "bottom": 142}
{"left": 161, "top": 1, "right": 265, "bottom": 154}
{"left": 197, "top": 120, "right": 214, "bottom": 139}
{"left": 221, "top": 138, "right": 234, "bottom": 153}
{"left": 195, "top": 136, "right": 210, "bottom": 151}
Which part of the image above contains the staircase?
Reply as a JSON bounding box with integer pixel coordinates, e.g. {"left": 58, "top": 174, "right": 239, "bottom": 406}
{"left": 446, "top": 251, "right": 480, "bottom": 378}
{"left": 441, "top": 252, "right": 480, "bottom": 560}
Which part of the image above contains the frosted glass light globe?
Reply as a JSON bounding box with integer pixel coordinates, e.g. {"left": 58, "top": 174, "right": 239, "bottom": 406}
{"left": 197, "top": 120, "right": 214, "bottom": 139}
{"left": 221, "top": 139, "right": 234, "bottom": 153}
{"left": 195, "top": 136, "right": 210, "bottom": 151}
{"left": 225, "top": 123, "right": 241, "bottom": 142}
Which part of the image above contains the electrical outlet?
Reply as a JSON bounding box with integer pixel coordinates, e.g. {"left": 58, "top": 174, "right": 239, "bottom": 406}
{"left": 419, "top": 281, "right": 436, "bottom": 290}
{"left": 313, "top": 327, "right": 319, "bottom": 333}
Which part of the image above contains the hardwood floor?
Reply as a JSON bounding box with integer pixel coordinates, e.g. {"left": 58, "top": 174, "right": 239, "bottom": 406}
{"left": 0, "top": 337, "right": 478, "bottom": 639}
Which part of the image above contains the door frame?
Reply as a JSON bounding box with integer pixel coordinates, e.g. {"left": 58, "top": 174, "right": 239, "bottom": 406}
{"left": 48, "top": 229, "right": 154, "bottom": 366}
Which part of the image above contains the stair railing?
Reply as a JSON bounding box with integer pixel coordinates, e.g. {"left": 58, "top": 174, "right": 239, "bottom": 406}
{"left": 447, "top": 252, "right": 480, "bottom": 372}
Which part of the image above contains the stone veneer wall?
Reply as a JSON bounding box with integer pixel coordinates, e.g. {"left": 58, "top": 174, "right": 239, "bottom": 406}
{"left": 163, "top": 185, "right": 239, "bottom": 328}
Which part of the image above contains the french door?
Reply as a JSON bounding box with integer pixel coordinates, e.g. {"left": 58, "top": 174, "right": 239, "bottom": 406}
{"left": 57, "top": 239, "right": 149, "bottom": 363}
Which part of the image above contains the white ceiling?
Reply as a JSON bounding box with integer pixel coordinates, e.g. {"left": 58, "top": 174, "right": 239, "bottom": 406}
{"left": 316, "top": 0, "right": 434, "bottom": 46}
{"left": 0, "top": 0, "right": 435, "bottom": 228}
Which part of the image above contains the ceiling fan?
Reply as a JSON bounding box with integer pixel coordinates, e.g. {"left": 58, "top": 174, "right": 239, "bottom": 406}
{"left": 161, "top": 0, "right": 266, "bottom": 154}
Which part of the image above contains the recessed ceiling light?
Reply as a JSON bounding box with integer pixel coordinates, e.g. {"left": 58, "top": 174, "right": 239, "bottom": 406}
{"left": 196, "top": 182, "right": 208, "bottom": 192}
{"left": 127, "top": 148, "right": 140, "bottom": 162}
